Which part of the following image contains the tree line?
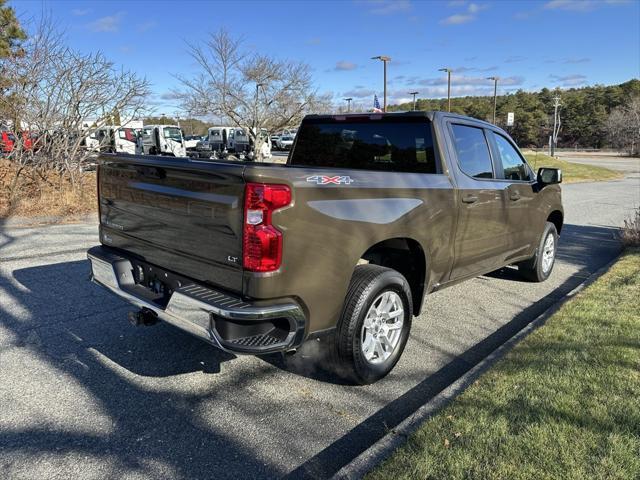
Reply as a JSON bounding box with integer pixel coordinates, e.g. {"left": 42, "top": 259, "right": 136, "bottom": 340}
{"left": 388, "top": 79, "right": 640, "bottom": 153}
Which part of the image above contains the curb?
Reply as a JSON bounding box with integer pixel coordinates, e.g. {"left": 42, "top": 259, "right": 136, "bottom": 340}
{"left": 333, "top": 253, "right": 622, "bottom": 480}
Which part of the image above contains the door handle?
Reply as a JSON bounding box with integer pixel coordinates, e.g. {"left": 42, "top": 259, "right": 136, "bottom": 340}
{"left": 462, "top": 194, "right": 478, "bottom": 204}
{"left": 509, "top": 192, "right": 521, "bottom": 201}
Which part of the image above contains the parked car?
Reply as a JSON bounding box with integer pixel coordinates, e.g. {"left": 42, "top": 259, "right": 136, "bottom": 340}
{"left": 276, "top": 135, "right": 294, "bottom": 151}
{"left": 1, "top": 131, "right": 36, "bottom": 154}
{"left": 88, "top": 111, "right": 563, "bottom": 384}
{"left": 137, "top": 125, "right": 186, "bottom": 157}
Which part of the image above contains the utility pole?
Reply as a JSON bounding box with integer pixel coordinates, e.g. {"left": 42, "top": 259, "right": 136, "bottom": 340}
{"left": 409, "top": 91, "right": 419, "bottom": 111}
{"left": 344, "top": 97, "right": 353, "bottom": 113}
{"left": 372, "top": 55, "right": 391, "bottom": 112}
{"left": 551, "top": 95, "right": 561, "bottom": 157}
{"left": 486, "top": 76, "right": 499, "bottom": 124}
{"left": 439, "top": 68, "right": 452, "bottom": 112}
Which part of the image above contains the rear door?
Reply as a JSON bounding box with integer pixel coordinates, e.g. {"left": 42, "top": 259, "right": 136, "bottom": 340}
{"left": 98, "top": 156, "right": 246, "bottom": 292}
{"left": 445, "top": 121, "right": 510, "bottom": 280}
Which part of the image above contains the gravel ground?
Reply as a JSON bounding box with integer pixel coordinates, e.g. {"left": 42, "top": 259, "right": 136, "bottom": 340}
{"left": 0, "top": 168, "right": 638, "bottom": 479}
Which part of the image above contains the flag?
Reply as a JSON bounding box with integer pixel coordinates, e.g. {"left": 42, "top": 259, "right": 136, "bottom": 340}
{"left": 373, "top": 94, "right": 383, "bottom": 113}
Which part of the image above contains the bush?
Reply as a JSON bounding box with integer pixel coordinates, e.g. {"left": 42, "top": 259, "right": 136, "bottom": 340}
{"left": 621, "top": 207, "right": 640, "bottom": 247}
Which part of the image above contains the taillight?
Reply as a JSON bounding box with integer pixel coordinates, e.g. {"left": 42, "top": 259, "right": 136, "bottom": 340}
{"left": 243, "top": 183, "right": 291, "bottom": 272}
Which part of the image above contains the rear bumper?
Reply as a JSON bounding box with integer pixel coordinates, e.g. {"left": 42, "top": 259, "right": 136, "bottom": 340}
{"left": 87, "top": 245, "right": 306, "bottom": 355}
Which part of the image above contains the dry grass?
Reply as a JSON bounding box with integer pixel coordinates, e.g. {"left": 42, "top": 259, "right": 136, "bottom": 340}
{"left": 524, "top": 152, "right": 623, "bottom": 183}
{"left": 0, "top": 159, "right": 97, "bottom": 219}
{"left": 621, "top": 208, "right": 640, "bottom": 247}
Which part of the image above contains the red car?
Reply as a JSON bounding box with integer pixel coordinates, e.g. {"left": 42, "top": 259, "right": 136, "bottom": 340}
{"left": 1, "top": 131, "right": 35, "bottom": 154}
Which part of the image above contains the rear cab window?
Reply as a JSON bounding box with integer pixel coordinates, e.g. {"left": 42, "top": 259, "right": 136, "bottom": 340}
{"left": 289, "top": 116, "right": 439, "bottom": 174}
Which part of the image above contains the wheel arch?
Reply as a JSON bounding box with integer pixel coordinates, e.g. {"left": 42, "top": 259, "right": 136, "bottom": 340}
{"left": 547, "top": 209, "right": 564, "bottom": 234}
{"left": 358, "top": 237, "right": 428, "bottom": 316}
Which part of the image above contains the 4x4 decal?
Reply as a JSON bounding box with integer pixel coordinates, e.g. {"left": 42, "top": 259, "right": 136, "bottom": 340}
{"left": 306, "top": 175, "right": 354, "bottom": 185}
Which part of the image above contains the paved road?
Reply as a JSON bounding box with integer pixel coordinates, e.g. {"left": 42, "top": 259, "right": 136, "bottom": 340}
{"left": 557, "top": 152, "right": 640, "bottom": 173}
{"left": 1, "top": 174, "right": 638, "bottom": 479}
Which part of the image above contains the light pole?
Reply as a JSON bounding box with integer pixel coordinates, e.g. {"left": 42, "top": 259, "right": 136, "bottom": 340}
{"left": 344, "top": 97, "right": 353, "bottom": 113}
{"left": 409, "top": 91, "right": 419, "bottom": 111}
{"left": 372, "top": 55, "right": 391, "bottom": 112}
{"left": 439, "top": 67, "right": 452, "bottom": 112}
{"left": 486, "top": 76, "right": 499, "bottom": 124}
{"left": 161, "top": 113, "right": 166, "bottom": 125}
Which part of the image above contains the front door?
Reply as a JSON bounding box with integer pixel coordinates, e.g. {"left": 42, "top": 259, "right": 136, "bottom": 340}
{"left": 488, "top": 131, "right": 540, "bottom": 261}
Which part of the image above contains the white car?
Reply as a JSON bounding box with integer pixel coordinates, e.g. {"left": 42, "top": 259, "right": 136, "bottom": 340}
{"left": 276, "top": 135, "right": 294, "bottom": 151}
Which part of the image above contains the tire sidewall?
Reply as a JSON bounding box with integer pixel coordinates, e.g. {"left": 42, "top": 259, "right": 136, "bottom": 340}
{"left": 536, "top": 223, "right": 558, "bottom": 281}
{"left": 350, "top": 271, "right": 412, "bottom": 384}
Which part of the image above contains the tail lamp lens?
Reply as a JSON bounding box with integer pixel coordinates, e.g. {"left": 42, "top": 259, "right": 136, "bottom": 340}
{"left": 243, "top": 183, "right": 291, "bottom": 272}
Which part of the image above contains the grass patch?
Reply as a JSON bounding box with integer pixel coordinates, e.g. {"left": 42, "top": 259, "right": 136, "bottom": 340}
{"left": 0, "top": 159, "right": 97, "bottom": 218}
{"left": 368, "top": 249, "right": 640, "bottom": 480}
{"left": 524, "top": 152, "right": 623, "bottom": 183}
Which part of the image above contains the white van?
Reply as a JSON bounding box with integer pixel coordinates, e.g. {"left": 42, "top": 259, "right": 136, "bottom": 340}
{"left": 138, "top": 125, "right": 186, "bottom": 157}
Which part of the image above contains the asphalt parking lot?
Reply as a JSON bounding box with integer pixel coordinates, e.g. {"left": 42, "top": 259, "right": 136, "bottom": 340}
{"left": 1, "top": 164, "right": 639, "bottom": 479}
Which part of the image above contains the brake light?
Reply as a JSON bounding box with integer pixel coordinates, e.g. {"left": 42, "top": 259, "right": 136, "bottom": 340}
{"left": 243, "top": 183, "right": 291, "bottom": 272}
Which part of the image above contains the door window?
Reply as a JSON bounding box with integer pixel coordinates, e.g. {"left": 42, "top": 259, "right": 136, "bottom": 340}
{"left": 451, "top": 124, "right": 494, "bottom": 179}
{"left": 493, "top": 133, "right": 531, "bottom": 181}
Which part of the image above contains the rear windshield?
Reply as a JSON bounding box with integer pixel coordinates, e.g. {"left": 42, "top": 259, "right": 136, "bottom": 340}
{"left": 290, "top": 117, "right": 437, "bottom": 173}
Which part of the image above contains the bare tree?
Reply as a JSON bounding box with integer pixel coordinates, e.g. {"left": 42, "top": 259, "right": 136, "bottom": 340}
{"left": 175, "top": 29, "right": 331, "bottom": 161}
{"left": 606, "top": 96, "right": 640, "bottom": 156}
{"left": 0, "top": 17, "right": 150, "bottom": 201}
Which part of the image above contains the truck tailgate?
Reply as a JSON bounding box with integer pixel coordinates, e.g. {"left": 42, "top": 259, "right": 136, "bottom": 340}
{"left": 97, "top": 155, "right": 245, "bottom": 293}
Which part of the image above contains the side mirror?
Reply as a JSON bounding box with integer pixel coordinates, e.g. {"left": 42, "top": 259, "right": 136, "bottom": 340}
{"left": 537, "top": 167, "right": 562, "bottom": 186}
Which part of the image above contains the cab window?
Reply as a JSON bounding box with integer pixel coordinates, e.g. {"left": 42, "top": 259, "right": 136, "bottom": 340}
{"left": 493, "top": 133, "right": 531, "bottom": 181}
{"left": 450, "top": 124, "right": 494, "bottom": 179}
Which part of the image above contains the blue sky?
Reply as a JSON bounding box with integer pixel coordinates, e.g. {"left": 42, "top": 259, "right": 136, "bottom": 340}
{"left": 13, "top": 0, "right": 640, "bottom": 112}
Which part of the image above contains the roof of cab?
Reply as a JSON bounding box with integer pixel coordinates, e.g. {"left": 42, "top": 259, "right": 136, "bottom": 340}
{"left": 302, "top": 110, "right": 505, "bottom": 134}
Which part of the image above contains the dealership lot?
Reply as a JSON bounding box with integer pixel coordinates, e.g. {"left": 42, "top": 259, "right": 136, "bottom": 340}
{"left": 1, "top": 170, "right": 638, "bottom": 479}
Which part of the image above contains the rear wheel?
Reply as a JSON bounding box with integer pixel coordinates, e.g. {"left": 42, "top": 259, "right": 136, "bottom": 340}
{"left": 519, "top": 222, "right": 558, "bottom": 282}
{"left": 332, "top": 265, "right": 412, "bottom": 384}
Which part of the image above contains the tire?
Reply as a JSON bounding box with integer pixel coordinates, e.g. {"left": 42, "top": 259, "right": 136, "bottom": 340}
{"left": 331, "top": 265, "right": 413, "bottom": 384}
{"left": 518, "top": 222, "right": 558, "bottom": 282}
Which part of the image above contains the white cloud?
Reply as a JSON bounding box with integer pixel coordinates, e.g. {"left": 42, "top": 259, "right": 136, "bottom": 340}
{"left": 418, "top": 74, "right": 524, "bottom": 87}
{"left": 549, "top": 74, "right": 587, "bottom": 86}
{"left": 440, "top": 2, "right": 488, "bottom": 25}
{"left": 366, "top": 0, "right": 412, "bottom": 15}
{"left": 563, "top": 57, "right": 590, "bottom": 64}
{"left": 334, "top": 61, "right": 358, "bottom": 71}
{"left": 544, "top": 0, "right": 630, "bottom": 12}
{"left": 72, "top": 8, "right": 90, "bottom": 16}
{"left": 87, "top": 12, "right": 124, "bottom": 33}
{"left": 441, "top": 13, "right": 475, "bottom": 24}
{"left": 343, "top": 88, "right": 376, "bottom": 98}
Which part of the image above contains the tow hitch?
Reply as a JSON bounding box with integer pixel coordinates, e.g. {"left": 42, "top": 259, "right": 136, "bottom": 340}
{"left": 128, "top": 308, "right": 159, "bottom": 327}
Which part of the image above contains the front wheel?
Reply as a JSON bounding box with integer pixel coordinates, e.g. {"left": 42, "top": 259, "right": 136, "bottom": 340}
{"left": 332, "top": 265, "right": 412, "bottom": 384}
{"left": 518, "top": 222, "right": 558, "bottom": 282}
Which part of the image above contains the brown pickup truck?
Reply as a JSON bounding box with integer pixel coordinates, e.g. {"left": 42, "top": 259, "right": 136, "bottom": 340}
{"left": 88, "top": 111, "right": 563, "bottom": 384}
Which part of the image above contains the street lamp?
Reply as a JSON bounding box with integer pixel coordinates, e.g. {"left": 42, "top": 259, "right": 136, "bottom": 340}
{"left": 372, "top": 55, "right": 391, "bottom": 112}
{"left": 409, "top": 91, "right": 419, "bottom": 111}
{"left": 344, "top": 97, "right": 353, "bottom": 113}
{"left": 161, "top": 113, "right": 166, "bottom": 125}
{"left": 439, "top": 68, "right": 452, "bottom": 112}
{"left": 486, "top": 76, "right": 499, "bottom": 124}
